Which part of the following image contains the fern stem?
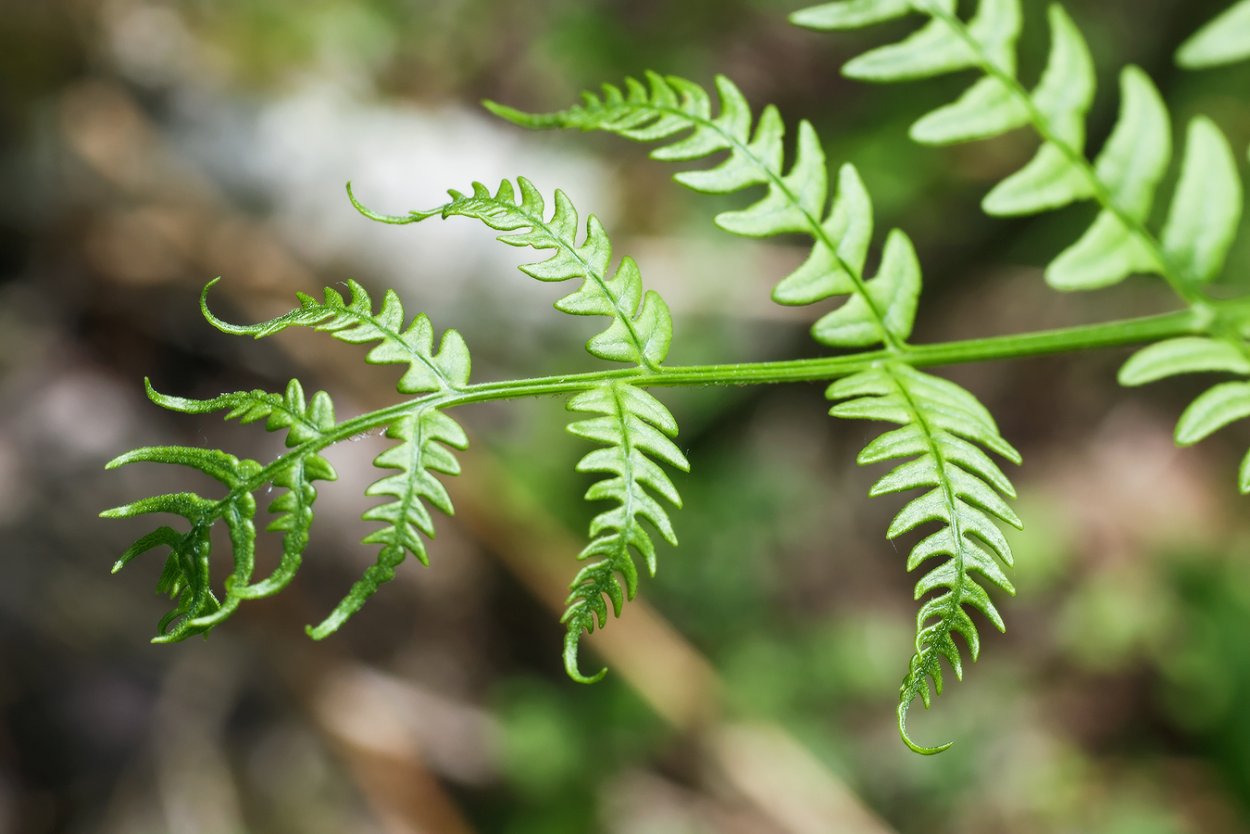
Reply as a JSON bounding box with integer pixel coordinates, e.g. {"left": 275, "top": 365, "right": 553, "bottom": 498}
{"left": 197, "top": 306, "right": 1201, "bottom": 529}
{"left": 919, "top": 3, "right": 1205, "bottom": 306}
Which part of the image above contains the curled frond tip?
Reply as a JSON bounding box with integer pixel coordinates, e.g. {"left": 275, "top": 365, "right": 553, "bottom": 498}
{"left": 345, "top": 181, "right": 436, "bottom": 225}
{"left": 898, "top": 700, "right": 954, "bottom": 756}
{"left": 563, "top": 629, "right": 608, "bottom": 684}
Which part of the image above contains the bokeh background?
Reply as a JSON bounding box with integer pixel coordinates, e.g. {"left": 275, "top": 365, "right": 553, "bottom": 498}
{"left": 3, "top": 1, "right": 1250, "bottom": 832}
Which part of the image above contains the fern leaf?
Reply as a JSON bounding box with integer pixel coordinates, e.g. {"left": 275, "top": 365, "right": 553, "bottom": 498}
{"left": 789, "top": 0, "right": 911, "bottom": 30}
{"left": 1177, "top": 0, "right": 1250, "bottom": 68}
{"left": 309, "top": 407, "right": 469, "bottom": 639}
{"left": 201, "top": 278, "right": 471, "bottom": 394}
{"left": 829, "top": 363, "right": 1021, "bottom": 754}
{"left": 561, "top": 382, "right": 689, "bottom": 683}
{"left": 347, "top": 179, "right": 672, "bottom": 369}
{"left": 1161, "top": 118, "right": 1244, "bottom": 287}
{"left": 485, "top": 74, "right": 921, "bottom": 350}
{"left": 102, "top": 445, "right": 262, "bottom": 641}
{"left": 109, "top": 297, "right": 475, "bottom": 639}
{"left": 1119, "top": 337, "right": 1250, "bottom": 385}
{"left": 143, "top": 378, "right": 339, "bottom": 598}
{"left": 1175, "top": 383, "right": 1250, "bottom": 446}
{"left": 792, "top": 0, "right": 1248, "bottom": 296}
{"left": 1121, "top": 336, "right": 1250, "bottom": 492}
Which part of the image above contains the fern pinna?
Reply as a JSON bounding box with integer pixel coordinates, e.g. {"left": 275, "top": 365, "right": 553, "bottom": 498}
{"left": 105, "top": 1, "right": 1250, "bottom": 754}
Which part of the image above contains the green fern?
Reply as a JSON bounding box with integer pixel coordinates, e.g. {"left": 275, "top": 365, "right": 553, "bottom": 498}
{"left": 790, "top": 0, "right": 1244, "bottom": 298}
{"left": 347, "top": 178, "right": 672, "bottom": 368}
{"left": 346, "top": 179, "right": 691, "bottom": 676}
{"left": 1177, "top": 0, "right": 1250, "bottom": 68}
{"left": 103, "top": 0, "right": 1250, "bottom": 757}
{"left": 829, "top": 363, "right": 1020, "bottom": 752}
{"left": 1119, "top": 336, "right": 1250, "bottom": 493}
{"left": 561, "top": 382, "right": 689, "bottom": 682}
{"left": 200, "top": 277, "right": 471, "bottom": 393}
{"left": 313, "top": 407, "right": 468, "bottom": 638}
{"left": 107, "top": 283, "right": 472, "bottom": 639}
{"left": 487, "top": 70, "right": 1026, "bottom": 749}
{"left": 485, "top": 74, "right": 919, "bottom": 351}
{"left": 141, "top": 378, "right": 338, "bottom": 600}
{"left": 103, "top": 448, "right": 260, "bottom": 641}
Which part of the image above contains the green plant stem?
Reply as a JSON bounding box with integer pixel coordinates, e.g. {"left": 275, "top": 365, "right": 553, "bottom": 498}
{"left": 201, "top": 306, "right": 1203, "bottom": 523}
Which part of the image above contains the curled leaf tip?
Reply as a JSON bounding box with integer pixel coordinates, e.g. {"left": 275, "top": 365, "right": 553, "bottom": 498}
{"left": 563, "top": 630, "right": 607, "bottom": 684}
{"left": 345, "top": 181, "right": 435, "bottom": 225}
{"left": 305, "top": 624, "right": 328, "bottom": 641}
{"left": 199, "top": 277, "right": 253, "bottom": 336}
{"left": 898, "top": 700, "right": 954, "bottom": 756}
{"left": 142, "top": 377, "right": 178, "bottom": 408}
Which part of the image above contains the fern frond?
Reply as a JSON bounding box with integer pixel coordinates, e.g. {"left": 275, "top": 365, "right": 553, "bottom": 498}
{"left": 144, "top": 378, "right": 339, "bottom": 598}
{"left": 102, "top": 448, "right": 261, "bottom": 642}
{"left": 347, "top": 179, "right": 672, "bottom": 369}
{"left": 484, "top": 74, "right": 920, "bottom": 350}
{"left": 1177, "top": 0, "right": 1250, "bottom": 68}
{"left": 791, "top": 0, "right": 1246, "bottom": 296}
{"left": 561, "top": 382, "right": 689, "bottom": 683}
{"left": 828, "top": 363, "right": 1021, "bottom": 753}
{"left": 201, "top": 278, "right": 471, "bottom": 394}
{"left": 1120, "top": 336, "right": 1250, "bottom": 492}
{"left": 310, "top": 407, "right": 469, "bottom": 638}
{"left": 109, "top": 286, "right": 476, "bottom": 640}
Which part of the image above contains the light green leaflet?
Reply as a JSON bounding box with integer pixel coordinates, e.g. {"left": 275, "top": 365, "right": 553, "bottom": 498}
{"left": 1177, "top": 0, "right": 1250, "bottom": 68}
{"left": 348, "top": 179, "right": 673, "bottom": 369}
{"left": 791, "top": 0, "right": 1245, "bottom": 297}
{"left": 1121, "top": 337, "right": 1250, "bottom": 494}
{"left": 562, "top": 383, "right": 689, "bottom": 683}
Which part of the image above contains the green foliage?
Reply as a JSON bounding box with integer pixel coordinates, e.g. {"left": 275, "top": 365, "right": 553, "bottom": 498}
{"left": 485, "top": 59, "right": 1019, "bottom": 751}
{"left": 1177, "top": 0, "right": 1250, "bottom": 68}
{"left": 107, "top": 285, "right": 471, "bottom": 639}
{"left": 347, "top": 179, "right": 672, "bottom": 368}
{"left": 312, "top": 407, "right": 468, "bottom": 638}
{"left": 200, "top": 277, "right": 471, "bottom": 393}
{"left": 791, "top": 0, "right": 1244, "bottom": 298}
{"left": 347, "top": 178, "right": 688, "bottom": 662}
{"left": 562, "top": 383, "right": 689, "bottom": 682}
{"left": 1120, "top": 336, "right": 1250, "bottom": 494}
{"left": 828, "top": 364, "right": 1020, "bottom": 752}
{"left": 486, "top": 74, "right": 922, "bottom": 351}
{"left": 104, "top": 0, "right": 1249, "bottom": 755}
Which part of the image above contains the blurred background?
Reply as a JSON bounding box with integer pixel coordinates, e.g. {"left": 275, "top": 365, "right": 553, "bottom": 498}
{"left": 3, "top": 0, "right": 1250, "bottom": 832}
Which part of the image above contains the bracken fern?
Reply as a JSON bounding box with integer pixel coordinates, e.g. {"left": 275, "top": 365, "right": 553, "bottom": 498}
{"left": 105, "top": 1, "right": 1250, "bottom": 753}
{"left": 487, "top": 72, "right": 1029, "bottom": 749}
